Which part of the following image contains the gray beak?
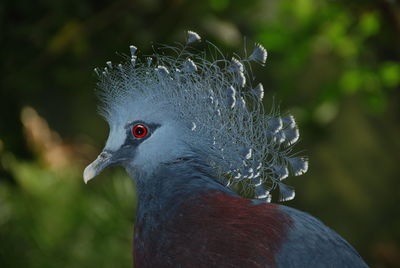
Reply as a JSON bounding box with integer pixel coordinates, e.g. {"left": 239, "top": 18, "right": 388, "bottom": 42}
{"left": 83, "top": 151, "right": 113, "bottom": 184}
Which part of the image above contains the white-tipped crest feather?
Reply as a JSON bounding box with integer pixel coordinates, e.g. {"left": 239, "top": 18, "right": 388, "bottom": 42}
{"left": 186, "top": 30, "right": 201, "bottom": 44}
{"left": 252, "top": 83, "right": 264, "bottom": 101}
{"left": 129, "top": 45, "right": 137, "bottom": 57}
{"left": 278, "top": 183, "right": 295, "bottom": 201}
{"left": 249, "top": 43, "right": 268, "bottom": 64}
{"left": 182, "top": 58, "right": 197, "bottom": 73}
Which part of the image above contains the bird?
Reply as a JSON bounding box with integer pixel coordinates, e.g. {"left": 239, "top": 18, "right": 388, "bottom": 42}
{"left": 83, "top": 31, "right": 368, "bottom": 267}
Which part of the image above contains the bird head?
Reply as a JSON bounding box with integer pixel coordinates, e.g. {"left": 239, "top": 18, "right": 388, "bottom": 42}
{"left": 83, "top": 31, "right": 308, "bottom": 202}
{"left": 83, "top": 101, "right": 194, "bottom": 183}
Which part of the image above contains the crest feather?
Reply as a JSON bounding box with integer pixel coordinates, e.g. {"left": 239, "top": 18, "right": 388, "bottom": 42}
{"left": 95, "top": 35, "right": 308, "bottom": 202}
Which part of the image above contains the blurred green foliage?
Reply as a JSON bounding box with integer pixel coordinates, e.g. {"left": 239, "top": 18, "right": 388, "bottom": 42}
{"left": 1, "top": 0, "right": 399, "bottom": 267}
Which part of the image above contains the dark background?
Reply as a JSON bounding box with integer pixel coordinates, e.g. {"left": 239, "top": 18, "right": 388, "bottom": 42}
{"left": 1, "top": 0, "right": 399, "bottom": 267}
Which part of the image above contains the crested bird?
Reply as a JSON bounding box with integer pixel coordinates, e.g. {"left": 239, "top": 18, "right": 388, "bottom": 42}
{"left": 83, "top": 31, "right": 368, "bottom": 267}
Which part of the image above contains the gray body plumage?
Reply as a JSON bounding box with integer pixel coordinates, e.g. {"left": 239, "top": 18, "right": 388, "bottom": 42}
{"left": 277, "top": 206, "right": 368, "bottom": 267}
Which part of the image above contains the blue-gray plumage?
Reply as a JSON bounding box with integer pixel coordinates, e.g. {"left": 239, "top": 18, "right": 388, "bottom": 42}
{"left": 277, "top": 206, "right": 367, "bottom": 267}
{"left": 83, "top": 31, "right": 368, "bottom": 267}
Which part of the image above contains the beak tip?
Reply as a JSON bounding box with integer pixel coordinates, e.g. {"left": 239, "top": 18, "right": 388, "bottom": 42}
{"left": 83, "top": 151, "right": 113, "bottom": 184}
{"left": 83, "top": 165, "right": 95, "bottom": 184}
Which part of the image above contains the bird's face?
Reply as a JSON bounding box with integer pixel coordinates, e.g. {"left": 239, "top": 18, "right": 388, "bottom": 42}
{"left": 83, "top": 115, "right": 190, "bottom": 183}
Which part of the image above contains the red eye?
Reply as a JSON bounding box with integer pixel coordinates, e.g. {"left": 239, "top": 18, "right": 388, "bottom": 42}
{"left": 132, "top": 124, "right": 148, "bottom": 138}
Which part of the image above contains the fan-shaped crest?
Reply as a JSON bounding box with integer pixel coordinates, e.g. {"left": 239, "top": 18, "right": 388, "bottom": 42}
{"left": 95, "top": 31, "right": 308, "bottom": 202}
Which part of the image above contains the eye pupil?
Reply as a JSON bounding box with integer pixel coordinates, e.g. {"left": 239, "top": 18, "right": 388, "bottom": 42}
{"left": 132, "top": 124, "right": 148, "bottom": 138}
{"left": 136, "top": 128, "right": 143, "bottom": 135}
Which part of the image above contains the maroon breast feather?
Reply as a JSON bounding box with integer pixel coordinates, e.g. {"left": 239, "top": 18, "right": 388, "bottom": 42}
{"left": 134, "top": 191, "right": 293, "bottom": 268}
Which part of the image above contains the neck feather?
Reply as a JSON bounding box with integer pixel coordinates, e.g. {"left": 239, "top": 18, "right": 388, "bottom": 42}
{"left": 126, "top": 157, "right": 236, "bottom": 224}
